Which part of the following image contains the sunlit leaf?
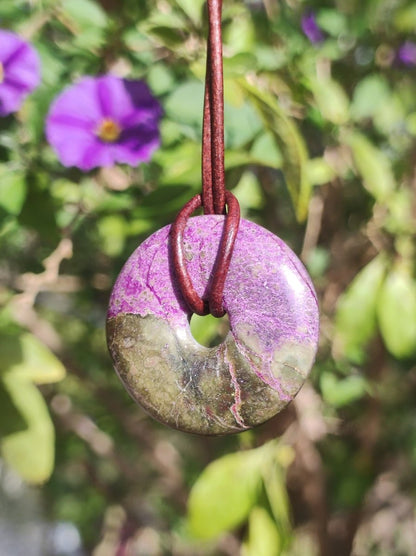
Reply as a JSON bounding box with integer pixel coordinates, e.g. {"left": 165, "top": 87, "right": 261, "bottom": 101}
{"left": 316, "top": 10, "right": 347, "bottom": 36}
{"left": 59, "top": 0, "right": 108, "bottom": 29}
{"left": 154, "top": 141, "right": 201, "bottom": 186}
{"left": 147, "top": 63, "right": 175, "bottom": 96}
{"left": 174, "top": 0, "right": 205, "bottom": 25}
{"left": 250, "top": 131, "right": 283, "bottom": 169}
{"left": 224, "top": 101, "right": 262, "bottom": 149}
{"left": 164, "top": 81, "right": 204, "bottom": 129}
{"left": 187, "top": 448, "right": 263, "bottom": 539}
{"left": 240, "top": 80, "right": 311, "bottom": 221}
{"left": 346, "top": 132, "right": 396, "bottom": 202}
{"left": 190, "top": 313, "right": 229, "bottom": 347}
{"left": 0, "top": 331, "right": 66, "bottom": 385}
{"left": 385, "top": 189, "right": 416, "bottom": 236}
{"left": 262, "top": 446, "right": 293, "bottom": 548}
{"left": 224, "top": 12, "right": 255, "bottom": 54}
{"left": 1, "top": 375, "right": 55, "bottom": 484}
{"left": 97, "top": 215, "right": 127, "bottom": 257}
{"left": 311, "top": 77, "right": 350, "bottom": 125}
{"left": 334, "top": 255, "right": 387, "bottom": 363}
{"left": 377, "top": 264, "right": 416, "bottom": 359}
{"left": 224, "top": 53, "right": 258, "bottom": 78}
{"left": 320, "top": 372, "right": 368, "bottom": 408}
{"left": 0, "top": 166, "right": 26, "bottom": 215}
{"left": 394, "top": 5, "right": 416, "bottom": 31}
{"left": 143, "top": 12, "right": 187, "bottom": 47}
{"left": 351, "top": 75, "right": 391, "bottom": 121}
{"left": 0, "top": 380, "right": 27, "bottom": 437}
{"left": 305, "top": 158, "right": 336, "bottom": 185}
{"left": 233, "top": 171, "right": 264, "bottom": 211}
{"left": 242, "top": 507, "right": 281, "bottom": 556}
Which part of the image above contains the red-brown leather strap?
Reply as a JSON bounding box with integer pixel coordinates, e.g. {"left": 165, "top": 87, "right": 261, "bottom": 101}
{"left": 170, "top": 0, "right": 240, "bottom": 317}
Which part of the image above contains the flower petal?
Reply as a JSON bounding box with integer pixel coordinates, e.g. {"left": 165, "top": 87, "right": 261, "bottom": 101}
{"left": 122, "top": 79, "right": 163, "bottom": 117}
{"left": 46, "top": 125, "right": 97, "bottom": 169}
{"left": 0, "top": 81, "right": 26, "bottom": 115}
{"left": 4, "top": 43, "right": 41, "bottom": 92}
{"left": 0, "top": 29, "right": 40, "bottom": 115}
{"left": 116, "top": 123, "right": 160, "bottom": 164}
{"left": 80, "top": 141, "right": 118, "bottom": 171}
{"left": 47, "top": 77, "right": 104, "bottom": 128}
{"left": 0, "top": 30, "right": 26, "bottom": 64}
{"left": 46, "top": 75, "right": 161, "bottom": 170}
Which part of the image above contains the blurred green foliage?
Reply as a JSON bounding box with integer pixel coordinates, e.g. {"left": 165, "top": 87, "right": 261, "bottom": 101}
{"left": 1, "top": 0, "right": 416, "bottom": 554}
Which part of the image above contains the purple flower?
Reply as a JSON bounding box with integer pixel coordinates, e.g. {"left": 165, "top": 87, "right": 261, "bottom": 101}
{"left": 46, "top": 75, "right": 162, "bottom": 171}
{"left": 0, "top": 29, "right": 40, "bottom": 116}
{"left": 397, "top": 41, "right": 416, "bottom": 66}
{"left": 301, "top": 12, "right": 324, "bottom": 45}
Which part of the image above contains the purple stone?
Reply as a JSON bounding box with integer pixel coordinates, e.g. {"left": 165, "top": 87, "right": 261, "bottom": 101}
{"left": 107, "top": 216, "right": 319, "bottom": 435}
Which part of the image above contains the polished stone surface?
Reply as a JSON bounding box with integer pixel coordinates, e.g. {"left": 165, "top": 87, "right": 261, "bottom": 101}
{"left": 107, "top": 216, "right": 319, "bottom": 435}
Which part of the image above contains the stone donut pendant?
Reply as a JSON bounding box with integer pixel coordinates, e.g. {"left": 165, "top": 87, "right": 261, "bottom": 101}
{"left": 106, "top": 216, "right": 319, "bottom": 435}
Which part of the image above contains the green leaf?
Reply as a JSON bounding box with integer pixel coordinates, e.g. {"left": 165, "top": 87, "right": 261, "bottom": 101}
{"left": 0, "top": 380, "right": 27, "bottom": 437}
{"left": 154, "top": 141, "right": 201, "bottom": 187}
{"left": 1, "top": 375, "right": 55, "bottom": 484}
{"left": 35, "top": 43, "right": 66, "bottom": 88}
{"left": 377, "top": 264, "right": 416, "bottom": 359}
{"left": 147, "top": 63, "right": 175, "bottom": 96}
{"left": 385, "top": 189, "right": 416, "bottom": 236}
{"left": 334, "top": 255, "right": 387, "bottom": 363}
{"left": 187, "top": 448, "right": 263, "bottom": 540}
{"left": 0, "top": 331, "right": 66, "bottom": 385}
{"left": 351, "top": 75, "right": 391, "bottom": 121}
{"left": 190, "top": 313, "right": 227, "bottom": 347}
{"left": 165, "top": 80, "right": 261, "bottom": 149}
{"left": 320, "top": 372, "right": 368, "bottom": 408}
{"left": 0, "top": 0, "right": 22, "bottom": 18}
{"left": 373, "top": 94, "right": 405, "bottom": 136}
{"left": 174, "top": 0, "right": 205, "bottom": 25}
{"left": 143, "top": 12, "right": 187, "bottom": 48}
{"left": 250, "top": 132, "right": 283, "bottom": 169}
{"left": 305, "top": 158, "right": 336, "bottom": 185}
{"left": 0, "top": 166, "right": 27, "bottom": 215}
{"left": 242, "top": 507, "right": 281, "bottom": 556}
{"left": 311, "top": 77, "right": 350, "bottom": 125}
{"left": 346, "top": 132, "right": 396, "bottom": 202}
{"left": 60, "top": 0, "right": 108, "bottom": 29}
{"left": 224, "top": 53, "right": 257, "bottom": 78}
{"left": 164, "top": 81, "right": 204, "bottom": 129}
{"left": 316, "top": 10, "right": 347, "bottom": 36}
{"left": 224, "top": 101, "right": 262, "bottom": 149}
{"left": 394, "top": 5, "right": 416, "bottom": 31}
{"left": 97, "top": 215, "right": 127, "bottom": 257}
{"left": 59, "top": 0, "right": 108, "bottom": 49}
{"left": 233, "top": 171, "right": 264, "bottom": 211}
{"left": 240, "top": 80, "right": 311, "bottom": 221}
{"left": 224, "top": 13, "right": 255, "bottom": 54}
{"left": 262, "top": 447, "right": 293, "bottom": 548}
{"left": 19, "top": 181, "right": 59, "bottom": 242}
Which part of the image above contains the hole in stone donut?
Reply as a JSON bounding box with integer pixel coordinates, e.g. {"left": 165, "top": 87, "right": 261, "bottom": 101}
{"left": 190, "top": 313, "right": 230, "bottom": 347}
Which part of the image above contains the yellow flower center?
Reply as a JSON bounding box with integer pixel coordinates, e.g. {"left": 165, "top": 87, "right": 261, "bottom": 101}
{"left": 96, "top": 118, "right": 121, "bottom": 142}
{"left": 0, "top": 63, "right": 4, "bottom": 84}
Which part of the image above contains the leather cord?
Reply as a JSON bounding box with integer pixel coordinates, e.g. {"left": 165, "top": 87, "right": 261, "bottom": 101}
{"left": 170, "top": 0, "right": 241, "bottom": 318}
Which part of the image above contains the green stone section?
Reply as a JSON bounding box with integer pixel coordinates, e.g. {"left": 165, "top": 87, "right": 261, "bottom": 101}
{"left": 106, "top": 313, "right": 311, "bottom": 435}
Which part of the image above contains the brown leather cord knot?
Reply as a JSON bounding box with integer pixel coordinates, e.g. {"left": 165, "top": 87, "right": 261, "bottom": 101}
{"left": 170, "top": 0, "right": 241, "bottom": 318}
